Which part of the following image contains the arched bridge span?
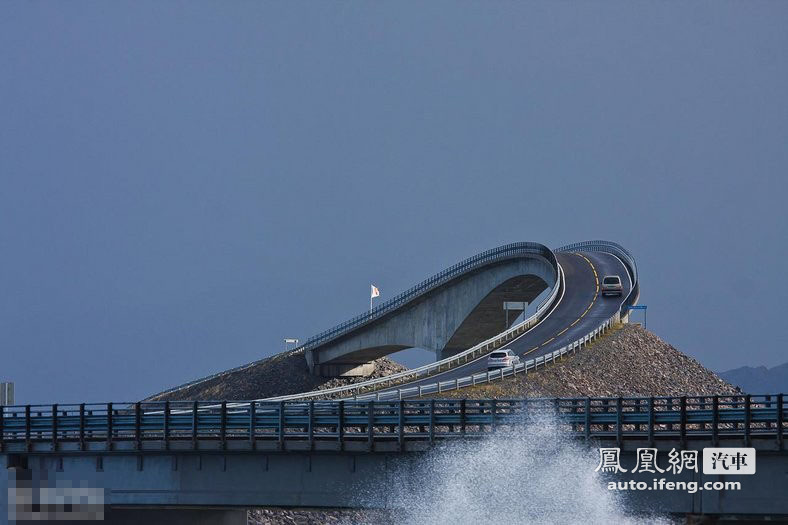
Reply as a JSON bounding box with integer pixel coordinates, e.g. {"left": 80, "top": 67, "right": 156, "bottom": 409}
{"left": 303, "top": 243, "right": 558, "bottom": 376}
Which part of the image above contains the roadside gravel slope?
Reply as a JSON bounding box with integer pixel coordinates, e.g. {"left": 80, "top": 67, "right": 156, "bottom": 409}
{"left": 145, "top": 354, "right": 407, "bottom": 401}
{"left": 420, "top": 323, "right": 739, "bottom": 399}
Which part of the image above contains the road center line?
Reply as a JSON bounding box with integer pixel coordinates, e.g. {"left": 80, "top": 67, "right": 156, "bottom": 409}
{"left": 520, "top": 253, "right": 600, "bottom": 359}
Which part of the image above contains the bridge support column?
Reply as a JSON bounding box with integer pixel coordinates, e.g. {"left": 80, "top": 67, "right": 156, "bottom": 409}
{"left": 107, "top": 508, "right": 247, "bottom": 525}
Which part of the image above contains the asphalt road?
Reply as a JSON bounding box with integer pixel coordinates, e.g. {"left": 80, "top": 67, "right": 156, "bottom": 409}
{"left": 375, "top": 250, "right": 632, "bottom": 392}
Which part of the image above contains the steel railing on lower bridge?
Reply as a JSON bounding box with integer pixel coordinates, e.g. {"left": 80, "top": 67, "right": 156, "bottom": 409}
{"left": 1, "top": 395, "right": 785, "bottom": 454}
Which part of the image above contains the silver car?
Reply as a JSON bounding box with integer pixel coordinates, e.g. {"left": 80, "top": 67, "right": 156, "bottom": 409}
{"left": 601, "top": 275, "right": 623, "bottom": 296}
{"left": 487, "top": 349, "right": 521, "bottom": 370}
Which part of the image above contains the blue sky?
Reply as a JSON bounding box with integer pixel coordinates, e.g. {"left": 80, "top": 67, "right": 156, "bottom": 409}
{"left": 2, "top": 2, "right": 787, "bottom": 404}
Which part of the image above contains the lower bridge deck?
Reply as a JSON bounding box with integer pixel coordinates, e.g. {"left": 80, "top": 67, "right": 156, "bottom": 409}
{"left": 2, "top": 395, "right": 786, "bottom": 455}
{"left": 2, "top": 395, "right": 788, "bottom": 521}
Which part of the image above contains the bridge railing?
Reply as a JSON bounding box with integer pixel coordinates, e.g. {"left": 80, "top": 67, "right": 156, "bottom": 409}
{"left": 344, "top": 240, "right": 640, "bottom": 401}
{"left": 263, "top": 263, "right": 565, "bottom": 401}
{"left": 152, "top": 241, "right": 558, "bottom": 399}
{"left": 357, "top": 311, "right": 614, "bottom": 401}
{"left": 1, "top": 395, "right": 785, "bottom": 453}
{"left": 300, "top": 242, "right": 557, "bottom": 352}
{"left": 555, "top": 239, "right": 639, "bottom": 317}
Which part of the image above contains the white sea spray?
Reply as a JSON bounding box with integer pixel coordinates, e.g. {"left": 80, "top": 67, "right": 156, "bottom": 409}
{"left": 356, "top": 411, "right": 674, "bottom": 525}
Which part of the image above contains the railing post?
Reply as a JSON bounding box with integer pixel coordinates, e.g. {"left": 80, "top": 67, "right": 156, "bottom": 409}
{"left": 249, "top": 401, "right": 256, "bottom": 448}
{"left": 135, "top": 402, "right": 142, "bottom": 451}
{"left": 491, "top": 400, "right": 497, "bottom": 433}
{"left": 460, "top": 399, "right": 466, "bottom": 437}
{"left": 278, "top": 401, "right": 285, "bottom": 451}
{"left": 163, "top": 401, "right": 169, "bottom": 451}
{"left": 308, "top": 400, "right": 314, "bottom": 451}
{"left": 220, "top": 401, "right": 227, "bottom": 451}
{"left": 338, "top": 401, "right": 344, "bottom": 451}
{"left": 647, "top": 397, "right": 654, "bottom": 447}
{"left": 777, "top": 394, "right": 784, "bottom": 450}
{"left": 78, "top": 403, "right": 85, "bottom": 452}
{"left": 398, "top": 400, "right": 405, "bottom": 451}
{"left": 25, "top": 405, "right": 32, "bottom": 452}
{"left": 0, "top": 404, "right": 4, "bottom": 452}
{"left": 429, "top": 399, "right": 436, "bottom": 443}
{"left": 584, "top": 398, "right": 591, "bottom": 440}
{"left": 191, "top": 401, "right": 198, "bottom": 450}
{"left": 712, "top": 396, "right": 719, "bottom": 446}
{"left": 52, "top": 404, "right": 58, "bottom": 452}
{"left": 106, "top": 403, "right": 112, "bottom": 452}
{"left": 744, "top": 394, "right": 751, "bottom": 447}
{"left": 680, "top": 396, "right": 687, "bottom": 449}
{"left": 616, "top": 397, "right": 622, "bottom": 447}
{"left": 367, "top": 401, "right": 374, "bottom": 451}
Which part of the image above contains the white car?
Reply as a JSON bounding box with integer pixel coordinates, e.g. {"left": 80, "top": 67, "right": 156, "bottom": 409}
{"left": 487, "top": 349, "right": 521, "bottom": 370}
{"left": 601, "top": 275, "right": 623, "bottom": 296}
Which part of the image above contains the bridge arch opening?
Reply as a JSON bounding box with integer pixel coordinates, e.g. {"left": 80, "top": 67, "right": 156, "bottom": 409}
{"left": 438, "top": 274, "right": 549, "bottom": 358}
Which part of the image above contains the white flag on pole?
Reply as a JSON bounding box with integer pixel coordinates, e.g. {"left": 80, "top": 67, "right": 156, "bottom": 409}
{"left": 370, "top": 285, "right": 380, "bottom": 298}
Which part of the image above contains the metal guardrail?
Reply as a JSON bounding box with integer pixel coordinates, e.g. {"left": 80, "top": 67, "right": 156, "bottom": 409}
{"left": 355, "top": 312, "right": 616, "bottom": 401}
{"left": 264, "top": 263, "right": 565, "bottom": 401}
{"left": 2, "top": 395, "right": 785, "bottom": 454}
{"left": 345, "top": 240, "right": 641, "bottom": 401}
{"left": 556, "top": 240, "right": 639, "bottom": 317}
{"left": 152, "top": 242, "right": 558, "bottom": 399}
{"left": 265, "top": 240, "right": 638, "bottom": 402}
{"left": 300, "top": 242, "right": 557, "bottom": 352}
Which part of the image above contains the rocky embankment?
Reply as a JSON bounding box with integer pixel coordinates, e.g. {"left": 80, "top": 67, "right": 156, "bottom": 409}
{"left": 248, "top": 508, "right": 391, "bottom": 525}
{"left": 147, "top": 324, "right": 737, "bottom": 402}
{"left": 422, "top": 323, "right": 739, "bottom": 399}
{"left": 145, "top": 353, "right": 407, "bottom": 401}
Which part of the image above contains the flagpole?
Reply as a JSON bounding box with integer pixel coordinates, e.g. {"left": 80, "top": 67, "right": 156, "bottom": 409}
{"left": 370, "top": 284, "right": 379, "bottom": 313}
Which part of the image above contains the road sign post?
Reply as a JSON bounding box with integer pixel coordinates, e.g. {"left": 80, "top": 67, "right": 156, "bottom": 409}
{"left": 0, "top": 382, "right": 14, "bottom": 406}
{"left": 503, "top": 301, "right": 527, "bottom": 329}
{"left": 626, "top": 305, "right": 647, "bottom": 328}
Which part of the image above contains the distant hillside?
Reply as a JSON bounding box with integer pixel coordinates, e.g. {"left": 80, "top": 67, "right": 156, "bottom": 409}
{"left": 718, "top": 362, "right": 788, "bottom": 394}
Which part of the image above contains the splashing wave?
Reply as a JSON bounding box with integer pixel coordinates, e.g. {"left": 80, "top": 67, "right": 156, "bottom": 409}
{"left": 356, "top": 411, "right": 673, "bottom": 525}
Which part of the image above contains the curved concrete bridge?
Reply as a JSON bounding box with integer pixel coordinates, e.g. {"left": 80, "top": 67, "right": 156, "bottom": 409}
{"left": 303, "top": 243, "right": 559, "bottom": 376}
{"left": 150, "top": 239, "right": 636, "bottom": 399}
